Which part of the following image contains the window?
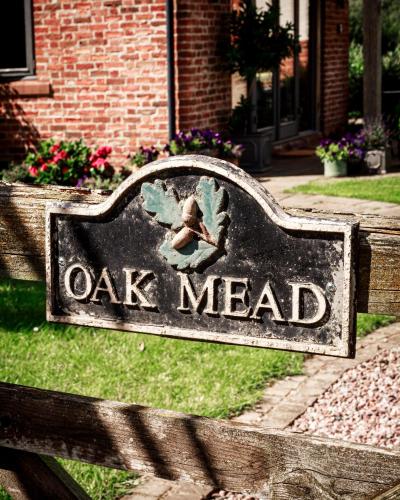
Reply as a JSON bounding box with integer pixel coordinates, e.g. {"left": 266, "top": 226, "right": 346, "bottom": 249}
{"left": 0, "top": 0, "right": 34, "bottom": 78}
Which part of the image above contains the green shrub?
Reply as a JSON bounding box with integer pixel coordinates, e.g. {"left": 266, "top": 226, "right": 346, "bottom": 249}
{"left": 1, "top": 139, "right": 115, "bottom": 187}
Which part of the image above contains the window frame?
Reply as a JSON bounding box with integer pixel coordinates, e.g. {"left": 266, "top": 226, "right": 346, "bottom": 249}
{"left": 0, "top": 0, "right": 35, "bottom": 79}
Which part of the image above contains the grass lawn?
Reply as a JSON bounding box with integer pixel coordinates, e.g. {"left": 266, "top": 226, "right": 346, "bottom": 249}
{"left": 287, "top": 176, "right": 400, "bottom": 204}
{"left": 0, "top": 280, "right": 394, "bottom": 499}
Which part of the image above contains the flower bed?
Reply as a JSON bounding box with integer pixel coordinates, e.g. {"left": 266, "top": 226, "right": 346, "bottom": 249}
{"left": 1, "top": 129, "right": 242, "bottom": 190}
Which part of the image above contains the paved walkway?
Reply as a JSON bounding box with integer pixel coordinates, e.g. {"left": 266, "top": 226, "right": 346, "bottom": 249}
{"left": 232, "top": 322, "right": 400, "bottom": 429}
{"left": 255, "top": 156, "right": 400, "bottom": 217}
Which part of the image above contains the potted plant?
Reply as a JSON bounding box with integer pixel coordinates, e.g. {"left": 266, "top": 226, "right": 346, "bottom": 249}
{"left": 165, "top": 129, "right": 243, "bottom": 165}
{"left": 361, "top": 118, "right": 391, "bottom": 174}
{"left": 343, "top": 132, "right": 367, "bottom": 176}
{"left": 130, "top": 146, "right": 160, "bottom": 171}
{"left": 316, "top": 138, "right": 350, "bottom": 177}
{"left": 226, "top": 0, "right": 298, "bottom": 172}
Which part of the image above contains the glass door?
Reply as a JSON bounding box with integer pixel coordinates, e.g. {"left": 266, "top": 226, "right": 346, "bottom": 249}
{"left": 278, "top": 0, "right": 298, "bottom": 139}
{"left": 254, "top": 0, "right": 315, "bottom": 140}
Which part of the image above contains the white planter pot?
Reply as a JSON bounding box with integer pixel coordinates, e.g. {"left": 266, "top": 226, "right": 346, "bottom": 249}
{"left": 323, "top": 159, "right": 347, "bottom": 177}
{"left": 365, "top": 149, "right": 387, "bottom": 174}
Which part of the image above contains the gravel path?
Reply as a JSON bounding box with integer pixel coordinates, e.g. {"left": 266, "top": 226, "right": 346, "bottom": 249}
{"left": 290, "top": 347, "right": 400, "bottom": 449}
{"left": 208, "top": 346, "right": 400, "bottom": 500}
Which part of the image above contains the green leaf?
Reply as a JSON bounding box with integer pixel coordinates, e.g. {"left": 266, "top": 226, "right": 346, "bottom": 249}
{"left": 159, "top": 238, "right": 217, "bottom": 271}
{"left": 141, "top": 180, "right": 183, "bottom": 230}
{"left": 195, "top": 177, "right": 227, "bottom": 244}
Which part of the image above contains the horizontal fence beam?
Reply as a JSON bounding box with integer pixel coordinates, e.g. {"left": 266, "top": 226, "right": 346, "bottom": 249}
{"left": 0, "top": 182, "right": 399, "bottom": 315}
{"left": 0, "top": 382, "right": 400, "bottom": 498}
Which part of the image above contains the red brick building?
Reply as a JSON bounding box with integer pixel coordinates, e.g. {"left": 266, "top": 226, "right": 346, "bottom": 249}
{"left": 0, "top": 0, "right": 349, "bottom": 167}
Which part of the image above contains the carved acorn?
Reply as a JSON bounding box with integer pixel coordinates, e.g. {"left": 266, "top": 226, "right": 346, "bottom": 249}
{"left": 181, "top": 195, "right": 198, "bottom": 227}
{"left": 171, "top": 226, "right": 194, "bottom": 250}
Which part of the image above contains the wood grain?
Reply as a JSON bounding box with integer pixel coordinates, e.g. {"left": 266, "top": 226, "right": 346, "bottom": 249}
{"left": 0, "top": 447, "right": 89, "bottom": 499}
{"left": 0, "top": 182, "right": 399, "bottom": 316}
{"left": 0, "top": 382, "right": 400, "bottom": 499}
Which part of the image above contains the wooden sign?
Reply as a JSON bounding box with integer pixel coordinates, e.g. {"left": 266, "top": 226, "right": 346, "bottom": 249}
{"left": 46, "top": 156, "right": 357, "bottom": 357}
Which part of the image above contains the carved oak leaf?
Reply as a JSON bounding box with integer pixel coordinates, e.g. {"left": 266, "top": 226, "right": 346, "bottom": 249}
{"left": 195, "top": 177, "right": 227, "bottom": 245}
{"left": 141, "top": 180, "right": 183, "bottom": 230}
{"left": 159, "top": 238, "right": 216, "bottom": 271}
{"left": 141, "top": 177, "right": 228, "bottom": 272}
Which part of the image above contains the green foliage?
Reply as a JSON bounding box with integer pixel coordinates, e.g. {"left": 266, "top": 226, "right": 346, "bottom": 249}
{"left": 225, "top": 0, "right": 299, "bottom": 82}
{"left": 0, "top": 162, "right": 29, "bottom": 183}
{"left": 287, "top": 176, "right": 400, "bottom": 205}
{"left": 315, "top": 142, "right": 351, "bottom": 162}
{"left": 0, "top": 139, "right": 116, "bottom": 188}
{"left": 350, "top": 0, "right": 400, "bottom": 53}
{"left": 349, "top": 0, "right": 362, "bottom": 46}
{"left": 130, "top": 146, "right": 159, "bottom": 168}
{"left": 349, "top": 1, "right": 400, "bottom": 117}
{"left": 349, "top": 44, "right": 400, "bottom": 118}
{"left": 357, "top": 312, "right": 395, "bottom": 338}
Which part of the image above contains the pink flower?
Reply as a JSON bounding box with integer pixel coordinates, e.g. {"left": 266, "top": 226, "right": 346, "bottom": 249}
{"left": 50, "top": 143, "right": 60, "bottom": 154}
{"left": 91, "top": 157, "right": 109, "bottom": 170}
{"left": 95, "top": 145, "right": 112, "bottom": 158}
{"left": 28, "top": 166, "right": 38, "bottom": 177}
{"left": 53, "top": 150, "right": 68, "bottom": 163}
{"left": 40, "top": 163, "right": 48, "bottom": 172}
{"left": 62, "top": 166, "right": 69, "bottom": 175}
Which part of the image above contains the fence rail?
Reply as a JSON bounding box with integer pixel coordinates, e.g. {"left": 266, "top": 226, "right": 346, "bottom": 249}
{"left": 1, "top": 382, "right": 400, "bottom": 499}
{"left": 1, "top": 180, "right": 400, "bottom": 499}
{"left": 1, "top": 182, "right": 399, "bottom": 316}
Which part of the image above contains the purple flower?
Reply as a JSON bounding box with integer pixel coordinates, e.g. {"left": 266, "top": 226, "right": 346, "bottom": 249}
{"left": 76, "top": 175, "right": 88, "bottom": 187}
{"left": 319, "top": 138, "right": 331, "bottom": 148}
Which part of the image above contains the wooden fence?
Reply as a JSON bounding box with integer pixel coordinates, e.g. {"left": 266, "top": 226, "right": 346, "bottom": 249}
{"left": 0, "top": 182, "right": 399, "bottom": 499}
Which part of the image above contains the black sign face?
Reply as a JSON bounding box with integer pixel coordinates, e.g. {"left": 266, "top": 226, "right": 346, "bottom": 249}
{"left": 46, "top": 156, "right": 357, "bottom": 357}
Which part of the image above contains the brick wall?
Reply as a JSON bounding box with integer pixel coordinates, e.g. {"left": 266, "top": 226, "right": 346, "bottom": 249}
{"left": 175, "top": 0, "right": 232, "bottom": 132}
{"left": 0, "top": 0, "right": 349, "bottom": 166}
{"left": 0, "top": 0, "right": 169, "bottom": 166}
{"left": 321, "top": 0, "right": 349, "bottom": 135}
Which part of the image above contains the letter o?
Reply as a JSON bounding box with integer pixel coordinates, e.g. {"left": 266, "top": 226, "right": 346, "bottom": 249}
{"left": 64, "top": 264, "right": 93, "bottom": 300}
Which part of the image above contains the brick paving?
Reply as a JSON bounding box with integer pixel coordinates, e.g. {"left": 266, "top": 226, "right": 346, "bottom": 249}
{"left": 121, "top": 476, "right": 213, "bottom": 500}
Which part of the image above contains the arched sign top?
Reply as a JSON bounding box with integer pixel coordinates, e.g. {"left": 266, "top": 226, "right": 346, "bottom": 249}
{"left": 46, "top": 155, "right": 357, "bottom": 357}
